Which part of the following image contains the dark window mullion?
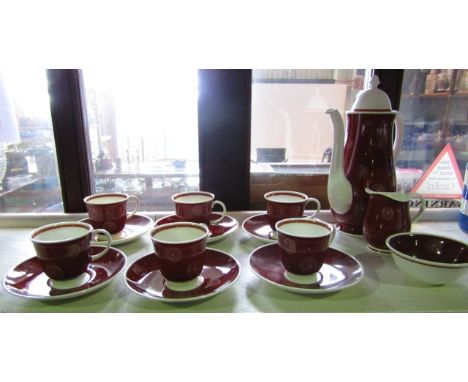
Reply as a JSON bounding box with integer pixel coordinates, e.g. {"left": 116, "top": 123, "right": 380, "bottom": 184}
{"left": 47, "top": 69, "right": 93, "bottom": 212}
{"left": 373, "top": 69, "right": 404, "bottom": 110}
{"left": 198, "top": 69, "right": 251, "bottom": 210}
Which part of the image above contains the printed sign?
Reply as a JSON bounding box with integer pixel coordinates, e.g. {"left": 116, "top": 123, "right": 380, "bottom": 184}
{"left": 411, "top": 143, "right": 463, "bottom": 199}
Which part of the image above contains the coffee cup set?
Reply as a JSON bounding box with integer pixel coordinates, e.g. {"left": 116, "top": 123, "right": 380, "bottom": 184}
{"left": 2, "top": 192, "right": 148, "bottom": 300}
{"left": 126, "top": 191, "right": 241, "bottom": 303}
{"left": 244, "top": 190, "right": 364, "bottom": 294}
{"left": 5, "top": 77, "right": 465, "bottom": 302}
{"left": 154, "top": 191, "right": 239, "bottom": 242}
{"left": 3, "top": 191, "right": 242, "bottom": 303}
{"left": 81, "top": 192, "right": 153, "bottom": 245}
{"left": 4, "top": 187, "right": 366, "bottom": 302}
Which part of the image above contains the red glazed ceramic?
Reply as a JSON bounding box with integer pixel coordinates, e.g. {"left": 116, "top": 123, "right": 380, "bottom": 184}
{"left": 155, "top": 213, "right": 238, "bottom": 243}
{"left": 264, "top": 190, "right": 320, "bottom": 231}
{"left": 249, "top": 243, "right": 363, "bottom": 294}
{"left": 150, "top": 222, "right": 210, "bottom": 282}
{"left": 363, "top": 189, "right": 425, "bottom": 252}
{"left": 326, "top": 75, "right": 404, "bottom": 235}
{"left": 83, "top": 192, "right": 140, "bottom": 234}
{"left": 386, "top": 232, "right": 468, "bottom": 285}
{"left": 125, "top": 248, "right": 240, "bottom": 303}
{"left": 172, "top": 191, "right": 226, "bottom": 225}
{"left": 30, "top": 222, "right": 111, "bottom": 281}
{"left": 3, "top": 246, "right": 126, "bottom": 300}
{"left": 276, "top": 218, "right": 335, "bottom": 276}
{"left": 242, "top": 213, "right": 278, "bottom": 243}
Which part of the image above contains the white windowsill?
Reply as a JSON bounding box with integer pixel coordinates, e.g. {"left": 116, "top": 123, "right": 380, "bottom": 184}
{"left": 0, "top": 208, "right": 460, "bottom": 228}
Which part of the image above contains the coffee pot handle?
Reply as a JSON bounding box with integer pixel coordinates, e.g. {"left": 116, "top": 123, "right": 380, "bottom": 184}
{"left": 393, "top": 112, "right": 404, "bottom": 159}
{"left": 409, "top": 193, "right": 426, "bottom": 223}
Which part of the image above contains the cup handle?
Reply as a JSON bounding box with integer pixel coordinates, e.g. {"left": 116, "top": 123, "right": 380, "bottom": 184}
{"left": 126, "top": 195, "right": 140, "bottom": 220}
{"left": 210, "top": 200, "right": 227, "bottom": 225}
{"left": 409, "top": 193, "right": 425, "bottom": 223}
{"left": 304, "top": 198, "right": 321, "bottom": 219}
{"left": 90, "top": 229, "right": 112, "bottom": 260}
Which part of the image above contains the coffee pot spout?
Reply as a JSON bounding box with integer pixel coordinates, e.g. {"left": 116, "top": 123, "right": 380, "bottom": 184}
{"left": 326, "top": 109, "right": 352, "bottom": 214}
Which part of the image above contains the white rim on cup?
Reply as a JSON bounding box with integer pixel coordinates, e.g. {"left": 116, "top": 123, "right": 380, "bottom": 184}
{"left": 275, "top": 217, "right": 334, "bottom": 239}
{"left": 264, "top": 190, "right": 321, "bottom": 219}
{"left": 30, "top": 221, "right": 94, "bottom": 244}
{"left": 150, "top": 221, "right": 210, "bottom": 245}
{"left": 171, "top": 191, "right": 215, "bottom": 204}
{"left": 83, "top": 192, "right": 130, "bottom": 205}
{"left": 83, "top": 193, "right": 139, "bottom": 220}
{"left": 264, "top": 190, "right": 309, "bottom": 203}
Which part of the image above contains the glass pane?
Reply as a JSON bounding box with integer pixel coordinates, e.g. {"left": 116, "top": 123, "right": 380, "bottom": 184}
{"left": 81, "top": 69, "right": 199, "bottom": 211}
{"left": 0, "top": 70, "right": 63, "bottom": 213}
{"left": 250, "top": 69, "right": 369, "bottom": 209}
{"left": 397, "top": 69, "right": 468, "bottom": 205}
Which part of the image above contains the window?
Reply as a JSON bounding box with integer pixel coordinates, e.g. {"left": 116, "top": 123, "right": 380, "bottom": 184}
{"left": 81, "top": 69, "right": 200, "bottom": 211}
{"left": 249, "top": 69, "right": 369, "bottom": 209}
{"left": 2, "top": 68, "right": 461, "bottom": 214}
{"left": 0, "top": 70, "right": 63, "bottom": 212}
{"left": 397, "top": 69, "right": 468, "bottom": 200}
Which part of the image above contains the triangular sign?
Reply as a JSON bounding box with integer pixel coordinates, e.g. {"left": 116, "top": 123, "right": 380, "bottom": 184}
{"left": 411, "top": 143, "right": 463, "bottom": 199}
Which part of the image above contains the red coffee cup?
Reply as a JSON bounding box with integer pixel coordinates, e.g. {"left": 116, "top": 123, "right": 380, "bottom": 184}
{"left": 84, "top": 192, "right": 140, "bottom": 234}
{"left": 172, "top": 191, "right": 226, "bottom": 225}
{"left": 150, "top": 222, "right": 210, "bottom": 285}
{"left": 275, "top": 218, "right": 335, "bottom": 277}
{"left": 30, "top": 221, "right": 112, "bottom": 281}
{"left": 265, "top": 190, "right": 321, "bottom": 231}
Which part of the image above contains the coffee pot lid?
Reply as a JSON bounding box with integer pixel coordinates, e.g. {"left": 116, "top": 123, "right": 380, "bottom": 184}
{"left": 351, "top": 75, "right": 393, "bottom": 112}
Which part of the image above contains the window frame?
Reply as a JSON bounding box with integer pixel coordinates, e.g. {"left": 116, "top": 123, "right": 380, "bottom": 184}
{"left": 47, "top": 69, "right": 94, "bottom": 212}
{"left": 46, "top": 68, "right": 405, "bottom": 213}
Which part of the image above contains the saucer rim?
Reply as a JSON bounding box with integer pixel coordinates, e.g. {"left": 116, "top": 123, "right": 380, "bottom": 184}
{"left": 124, "top": 248, "right": 241, "bottom": 303}
{"left": 154, "top": 213, "right": 239, "bottom": 243}
{"left": 241, "top": 213, "right": 277, "bottom": 243}
{"left": 248, "top": 243, "right": 364, "bottom": 294}
{"left": 80, "top": 213, "right": 153, "bottom": 246}
{"left": 336, "top": 227, "right": 364, "bottom": 238}
{"left": 3, "top": 246, "right": 127, "bottom": 301}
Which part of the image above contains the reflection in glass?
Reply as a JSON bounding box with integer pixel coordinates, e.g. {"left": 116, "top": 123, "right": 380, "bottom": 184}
{"left": 397, "top": 69, "right": 468, "bottom": 195}
{"left": 0, "top": 69, "right": 63, "bottom": 213}
{"left": 250, "top": 69, "right": 369, "bottom": 209}
{"left": 82, "top": 69, "right": 200, "bottom": 211}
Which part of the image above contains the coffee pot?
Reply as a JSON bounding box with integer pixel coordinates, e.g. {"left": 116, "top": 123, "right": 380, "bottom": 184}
{"left": 326, "top": 75, "right": 404, "bottom": 235}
